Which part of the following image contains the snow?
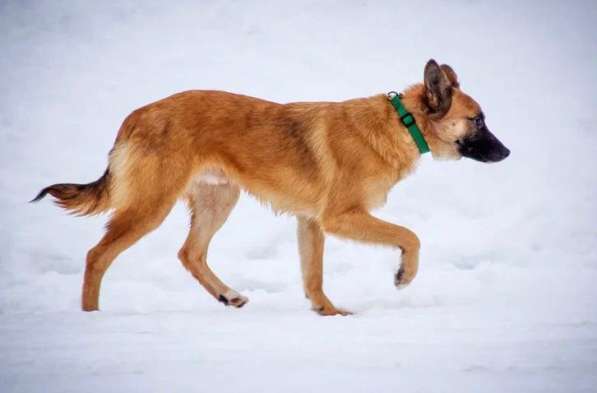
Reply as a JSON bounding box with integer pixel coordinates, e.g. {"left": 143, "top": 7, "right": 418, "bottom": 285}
{"left": 1, "top": 1, "right": 596, "bottom": 392}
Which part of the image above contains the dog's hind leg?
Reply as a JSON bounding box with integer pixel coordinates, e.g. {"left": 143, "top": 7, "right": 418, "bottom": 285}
{"left": 83, "top": 203, "right": 175, "bottom": 311}
{"left": 81, "top": 140, "right": 192, "bottom": 311}
{"left": 297, "top": 217, "right": 351, "bottom": 316}
{"left": 178, "top": 180, "right": 247, "bottom": 308}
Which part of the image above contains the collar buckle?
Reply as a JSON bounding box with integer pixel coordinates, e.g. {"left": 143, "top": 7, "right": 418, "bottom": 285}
{"left": 388, "top": 91, "right": 431, "bottom": 154}
{"left": 400, "top": 113, "right": 416, "bottom": 128}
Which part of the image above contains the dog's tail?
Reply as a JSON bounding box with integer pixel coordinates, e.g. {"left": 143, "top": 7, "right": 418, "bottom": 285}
{"left": 30, "top": 169, "right": 111, "bottom": 216}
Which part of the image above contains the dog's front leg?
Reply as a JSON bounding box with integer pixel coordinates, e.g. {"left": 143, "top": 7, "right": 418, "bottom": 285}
{"left": 297, "top": 217, "right": 351, "bottom": 316}
{"left": 321, "top": 210, "right": 420, "bottom": 288}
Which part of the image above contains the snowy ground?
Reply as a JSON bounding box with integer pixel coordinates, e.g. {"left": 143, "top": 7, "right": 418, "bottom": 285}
{"left": 1, "top": 1, "right": 596, "bottom": 392}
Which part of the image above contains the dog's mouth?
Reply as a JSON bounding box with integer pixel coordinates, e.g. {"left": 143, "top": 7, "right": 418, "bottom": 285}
{"left": 456, "top": 128, "right": 510, "bottom": 163}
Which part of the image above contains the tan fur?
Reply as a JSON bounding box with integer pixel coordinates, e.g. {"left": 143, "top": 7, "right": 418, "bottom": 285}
{"left": 35, "top": 62, "right": 486, "bottom": 315}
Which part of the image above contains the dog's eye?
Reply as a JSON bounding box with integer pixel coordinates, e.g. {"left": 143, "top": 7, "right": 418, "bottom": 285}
{"left": 471, "top": 116, "right": 484, "bottom": 129}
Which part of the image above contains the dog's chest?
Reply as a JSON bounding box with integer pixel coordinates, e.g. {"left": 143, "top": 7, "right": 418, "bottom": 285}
{"left": 362, "top": 160, "right": 417, "bottom": 210}
{"left": 362, "top": 175, "right": 398, "bottom": 210}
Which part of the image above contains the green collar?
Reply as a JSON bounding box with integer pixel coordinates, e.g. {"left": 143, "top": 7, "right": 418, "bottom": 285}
{"left": 387, "top": 91, "right": 430, "bottom": 154}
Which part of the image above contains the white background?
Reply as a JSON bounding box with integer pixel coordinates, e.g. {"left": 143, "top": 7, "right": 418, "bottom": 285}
{"left": 1, "top": 1, "right": 596, "bottom": 392}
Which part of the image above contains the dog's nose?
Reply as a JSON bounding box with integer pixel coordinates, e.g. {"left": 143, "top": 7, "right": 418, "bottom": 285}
{"left": 502, "top": 147, "right": 510, "bottom": 158}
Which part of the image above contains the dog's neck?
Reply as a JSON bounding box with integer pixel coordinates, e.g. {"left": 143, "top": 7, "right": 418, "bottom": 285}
{"left": 400, "top": 84, "right": 445, "bottom": 157}
{"left": 342, "top": 87, "right": 446, "bottom": 179}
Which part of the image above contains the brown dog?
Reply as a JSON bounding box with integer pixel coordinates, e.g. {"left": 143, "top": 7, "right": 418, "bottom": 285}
{"left": 33, "top": 59, "right": 509, "bottom": 315}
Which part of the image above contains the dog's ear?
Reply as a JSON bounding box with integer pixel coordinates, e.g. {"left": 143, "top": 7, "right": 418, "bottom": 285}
{"left": 440, "top": 64, "right": 459, "bottom": 88}
{"left": 424, "top": 59, "right": 454, "bottom": 118}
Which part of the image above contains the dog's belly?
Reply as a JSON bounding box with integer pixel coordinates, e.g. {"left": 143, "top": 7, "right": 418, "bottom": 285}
{"left": 183, "top": 169, "right": 231, "bottom": 201}
{"left": 185, "top": 168, "right": 319, "bottom": 217}
{"left": 194, "top": 169, "right": 230, "bottom": 186}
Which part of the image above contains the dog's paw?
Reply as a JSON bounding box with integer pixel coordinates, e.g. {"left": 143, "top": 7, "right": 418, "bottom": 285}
{"left": 394, "top": 268, "right": 414, "bottom": 289}
{"left": 314, "top": 304, "right": 353, "bottom": 316}
{"left": 218, "top": 290, "right": 249, "bottom": 308}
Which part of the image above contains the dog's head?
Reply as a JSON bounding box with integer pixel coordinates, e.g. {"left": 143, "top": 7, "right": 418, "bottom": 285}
{"left": 420, "top": 59, "right": 510, "bottom": 163}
